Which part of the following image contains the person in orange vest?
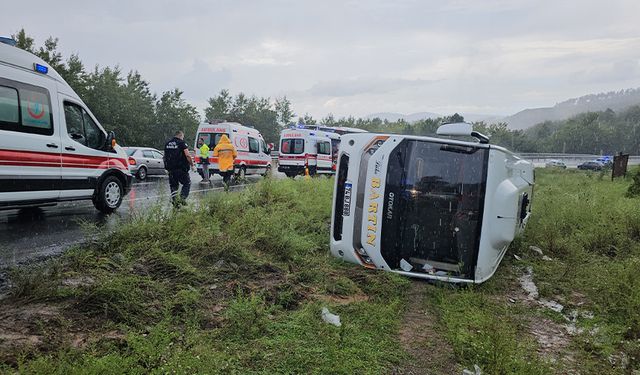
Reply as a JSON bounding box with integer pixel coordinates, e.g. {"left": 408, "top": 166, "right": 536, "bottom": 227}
{"left": 213, "top": 134, "right": 238, "bottom": 189}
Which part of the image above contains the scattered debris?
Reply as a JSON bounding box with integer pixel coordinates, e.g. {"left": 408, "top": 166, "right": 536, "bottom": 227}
{"left": 519, "top": 266, "right": 539, "bottom": 299}
{"left": 321, "top": 307, "right": 341, "bottom": 327}
{"left": 462, "top": 364, "right": 482, "bottom": 375}
{"left": 400, "top": 259, "right": 413, "bottom": 272}
{"left": 422, "top": 262, "right": 434, "bottom": 272}
{"left": 539, "top": 299, "right": 564, "bottom": 313}
{"left": 528, "top": 317, "right": 571, "bottom": 358}
{"left": 508, "top": 297, "right": 517, "bottom": 304}
{"left": 519, "top": 267, "right": 565, "bottom": 312}
{"left": 542, "top": 255, "right": 553, "bottom": 261}
{"left": 513, "top": 254, "right": 522, "bottom": 261}
{"left": 529, "top": 246, "right": 544, "bottom": 256}
{"left": 608, "top": 352, "right": 630, "bottom": 369}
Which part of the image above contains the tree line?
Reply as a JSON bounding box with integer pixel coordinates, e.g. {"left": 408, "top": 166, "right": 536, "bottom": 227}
{"left": 13, "top": 29, "right": 640, "bottom": 154}
{"left": 12, "top": 29, "right": 294, "bottom": 148}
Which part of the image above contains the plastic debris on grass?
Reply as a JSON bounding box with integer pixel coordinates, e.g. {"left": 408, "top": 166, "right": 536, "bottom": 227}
{"left": 400, "top": 259, "right": 413, "bottom": 272}
{"left": 462, "top": 364, "right": 482, "bottom": 375}
{"left": 321, "top": 307, "right": 341, "bottom": 327}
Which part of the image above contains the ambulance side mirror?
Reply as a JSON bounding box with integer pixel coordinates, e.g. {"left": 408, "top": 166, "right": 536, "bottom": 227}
{"left": 105, "top": 131, "right": 116, "bottom": 151}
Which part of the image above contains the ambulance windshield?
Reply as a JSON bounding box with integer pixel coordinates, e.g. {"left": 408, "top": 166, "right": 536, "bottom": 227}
{"left": 380, "top": 139, "right": 488, "bottom": 279}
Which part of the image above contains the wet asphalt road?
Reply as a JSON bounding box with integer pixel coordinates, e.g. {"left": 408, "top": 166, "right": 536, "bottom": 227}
{"left": 0, "top": 172, "right": 265, "bottom": 268}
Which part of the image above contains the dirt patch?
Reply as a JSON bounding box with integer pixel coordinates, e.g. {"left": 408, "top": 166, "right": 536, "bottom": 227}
{"left": 391, "top": 281, "right": 458, "bottom": 375}
{"left": 0, "top": 302, "right": 63, "bottom": 364}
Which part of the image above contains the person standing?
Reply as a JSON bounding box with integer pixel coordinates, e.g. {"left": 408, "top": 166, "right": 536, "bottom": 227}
{"left": 198, "top": 138, "right": 211, "bottom": 183}
{"left": 164, "top": 130, "right": 194, "bottom": 207}
{"left": 213, "top": 134, "right": 237, "bottom": 190}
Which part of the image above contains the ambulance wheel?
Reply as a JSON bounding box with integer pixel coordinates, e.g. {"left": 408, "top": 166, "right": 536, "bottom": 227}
{"left": 136, "top": 166, "right": 147, "bottom": 181}
{"left": 93, "top": 175, "right": 124, "bottom": 213}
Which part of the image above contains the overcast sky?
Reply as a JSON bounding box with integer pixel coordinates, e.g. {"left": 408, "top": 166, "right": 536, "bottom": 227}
{"left": 3, "top": 0, "right": 640, "bottom": 119}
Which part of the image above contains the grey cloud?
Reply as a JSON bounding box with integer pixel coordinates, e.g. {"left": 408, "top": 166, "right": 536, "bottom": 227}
{"left": 308, "top": 78, "right": 440, "bottom": 97}
{"left": 172, "top": 59, "right": 232, "bottom": 101}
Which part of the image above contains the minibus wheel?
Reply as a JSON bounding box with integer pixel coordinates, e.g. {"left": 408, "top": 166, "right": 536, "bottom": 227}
{"left": 93, "top": 175, "right": 124, "bottom": 213}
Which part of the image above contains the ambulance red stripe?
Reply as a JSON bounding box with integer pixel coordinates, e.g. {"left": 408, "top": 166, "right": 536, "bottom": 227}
{"left": 0, "top": 149, "right": 128, "bottom": 171}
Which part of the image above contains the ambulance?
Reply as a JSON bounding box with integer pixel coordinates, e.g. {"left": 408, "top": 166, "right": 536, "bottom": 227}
{"left": 277, "top": 125, "right": 366, "bottom": 177}
{"left": 0, "top": 38, "right": 132, "bottom": 213}
{"left": 194, "top": 121, "right": 271, "bottom": 178}
{"left": 330, "top": 123, "right": 534, "bottom": 284}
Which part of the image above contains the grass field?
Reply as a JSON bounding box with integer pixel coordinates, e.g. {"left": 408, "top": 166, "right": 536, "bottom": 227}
{"left": 1, "top": 169, "right": 639, "bottom": 374}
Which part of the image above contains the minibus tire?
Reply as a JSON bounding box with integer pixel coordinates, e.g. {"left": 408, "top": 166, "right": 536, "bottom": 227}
{"left": 238, "top": 166, "right": 246, "bottom": 180}
{"left": 93, "top": 175, "right": 124, "bottom": 213}
{"left": 136, "top": 166, "right": 147, "bottom": 181}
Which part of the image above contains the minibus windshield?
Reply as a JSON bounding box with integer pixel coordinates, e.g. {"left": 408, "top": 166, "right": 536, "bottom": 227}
{"left": 380, "top": 139, "right": 488, "bottom": 278}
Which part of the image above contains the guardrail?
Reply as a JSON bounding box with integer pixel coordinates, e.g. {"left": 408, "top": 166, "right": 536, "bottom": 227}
{"left": 518, "top": 153, "right": 640, "bottom": 166}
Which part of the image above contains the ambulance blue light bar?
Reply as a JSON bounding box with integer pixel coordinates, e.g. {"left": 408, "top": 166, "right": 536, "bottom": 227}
{"left": 34, "top": 63, "right": 48, "bottom": 74}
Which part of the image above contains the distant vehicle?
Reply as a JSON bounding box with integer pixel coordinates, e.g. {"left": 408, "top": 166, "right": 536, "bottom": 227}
{"left": 278, "top": 125, "right": 367, "bottom": 177}
{"left": 595, "top": 156, "right": 612, "bottom": 167}
{"left": 577, "top": 161, "right": 603, "bottom": 171}
{"left": 124, "top": 147, "right": 166, "bottom": 180}
{"left": 545, "top": 159, "right": 567, "bottom": 169}
{"left": 194, "top": 121, "right": 271, "bottom": 179}
{"left": 330, "top": 122, "right": 534, "bottom": 284}
{"left": 0, "top": 38, "right": 132, "bottom": 213}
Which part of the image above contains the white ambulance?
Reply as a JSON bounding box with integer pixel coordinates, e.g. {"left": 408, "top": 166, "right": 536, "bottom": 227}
{"left": 0, "top": 38, "right": 132, "bottom": 213}
{"left": 330, "top": 123, "right": 534, "bottom": 284}
{"left": 277, "top": 125, "right": 366, "bottom": 177}
{"left": 194, "top": 121, "right": 271, "bottom": 178}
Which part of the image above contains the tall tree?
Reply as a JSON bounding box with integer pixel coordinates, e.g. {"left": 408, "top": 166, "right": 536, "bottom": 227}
{"left": 156, "top": 89, "right": 200, "bottom": 147}
{"left": 275, "top": 96, "right": 295, "bottom": 126}
{"left": 11, "top": 29, "right": 34, "bottom": 52}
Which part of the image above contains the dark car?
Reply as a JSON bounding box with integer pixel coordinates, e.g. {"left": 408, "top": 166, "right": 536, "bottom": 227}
{"left": 577, "top": 161, "right": 604, "bottom": 171}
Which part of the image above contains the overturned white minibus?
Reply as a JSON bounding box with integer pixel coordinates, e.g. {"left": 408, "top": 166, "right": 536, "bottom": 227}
{"left": 330, "top": 123, "right": 534, "bottom": 284}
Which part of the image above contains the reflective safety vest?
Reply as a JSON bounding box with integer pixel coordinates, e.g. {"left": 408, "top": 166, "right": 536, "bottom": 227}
{"left": 199, "top": 143, "right": 210, "bottom": 159}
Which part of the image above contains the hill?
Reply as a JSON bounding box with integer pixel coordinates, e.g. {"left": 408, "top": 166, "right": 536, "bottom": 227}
{"left": 504, "top": 88, "right": 640, "bottom": 130}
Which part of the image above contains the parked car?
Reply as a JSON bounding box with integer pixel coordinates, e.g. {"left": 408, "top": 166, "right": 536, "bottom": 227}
{"left": 124, "top": 147, "right": 166, "bottom": 180}
{"left": 577, "top": 161, "right": 604, "bottom": 171}
{"left": 0, "top": 38, "right": 132, "bottom": 213}
{"left": 545, "top": 159, "right": 567, "bottom": 169}
{"left": 595, "top": 156, "right": 613, "bottom": 167}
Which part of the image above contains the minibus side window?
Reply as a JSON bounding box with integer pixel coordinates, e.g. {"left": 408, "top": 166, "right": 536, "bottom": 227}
{"left": 248, "top": 137, "right": 259, "bottom": 153}
{"left": 0, "top": 78, "right": 54, "bottom": 136}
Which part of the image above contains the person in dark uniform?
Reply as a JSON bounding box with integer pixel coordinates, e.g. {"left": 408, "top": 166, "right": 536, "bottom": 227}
{"left": 163, "top": 130, "right": 194, "bottom": 207}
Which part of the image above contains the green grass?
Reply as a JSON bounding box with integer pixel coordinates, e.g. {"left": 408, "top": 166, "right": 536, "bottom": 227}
{"left": 4, "top": 170, "right": 640, "bottom": 374}
{"left": 2, "top": 178, "right": 408, "bottom": 374}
